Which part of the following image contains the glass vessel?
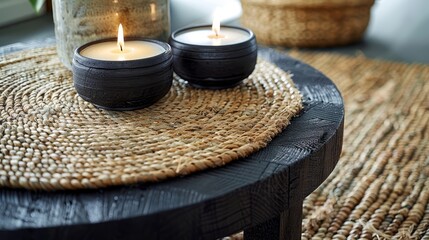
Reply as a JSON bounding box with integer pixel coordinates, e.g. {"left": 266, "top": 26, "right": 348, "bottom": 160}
{"left": 53, "top": 0, "right": 170, "bottom": 69}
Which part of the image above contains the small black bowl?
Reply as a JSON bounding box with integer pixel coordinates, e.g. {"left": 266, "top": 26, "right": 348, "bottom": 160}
{"left": 72, "top": 38, "right": 173, "bottom": 111}
{"left": 169, "top": 25, "right": 257, "bottom": 89}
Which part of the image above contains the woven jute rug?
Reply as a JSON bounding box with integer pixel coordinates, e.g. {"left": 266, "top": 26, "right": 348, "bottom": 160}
{"left": 227, "top": 52, "right": 429, "bottom": 239}
{"left": 0, "top": 47, "right": 302, "bottom": 191}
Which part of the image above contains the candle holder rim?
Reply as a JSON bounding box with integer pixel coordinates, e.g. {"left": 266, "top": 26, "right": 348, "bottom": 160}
{"left": 74, "top": 38, "right": 172, "bottom": 69}
{"left": 170, "top": 25, "right": 256, "bottom": 50}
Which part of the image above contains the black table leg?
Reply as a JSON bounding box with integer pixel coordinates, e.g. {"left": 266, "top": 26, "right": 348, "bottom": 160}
{"left": 244, "top": 200, "right": 303, "bottom": 240}
{"left": 282, "top": 199, "right": 303, "bottom": 240}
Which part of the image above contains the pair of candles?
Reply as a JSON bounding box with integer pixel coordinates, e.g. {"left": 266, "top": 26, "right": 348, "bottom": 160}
{"left": 72, "top": 13, "right": 257, "bottom": 110}
{"left": 81, "top": 24, "right": 251, "bottom": 61}
{"left": 79, "top": 14, "right": 252, "bottom": 61}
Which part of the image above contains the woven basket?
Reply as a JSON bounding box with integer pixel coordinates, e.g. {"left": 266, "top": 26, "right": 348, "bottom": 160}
{"left": 241, "top": 0, "right": 374, "bottom": 47}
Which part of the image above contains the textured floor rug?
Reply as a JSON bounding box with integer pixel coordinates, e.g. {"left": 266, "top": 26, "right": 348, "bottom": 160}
{"left": 229, "top": 51, "right": 428, "bottom": 239}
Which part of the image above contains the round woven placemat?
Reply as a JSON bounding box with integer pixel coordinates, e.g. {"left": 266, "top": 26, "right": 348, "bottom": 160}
{"left": 0, "top": 47, "right": 302, "bottom": 191}
{"left": 227, "top": 52, "right": 429, "bottom": 239}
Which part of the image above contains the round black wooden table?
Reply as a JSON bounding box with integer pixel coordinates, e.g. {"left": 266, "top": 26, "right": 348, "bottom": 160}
{"left": 0, "top": 46, "right": 344, "bottom": 240}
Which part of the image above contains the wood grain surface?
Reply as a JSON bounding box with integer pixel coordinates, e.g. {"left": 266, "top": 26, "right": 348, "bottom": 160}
{"left": 0, "top": 46, "right": 344, "bottom": 240}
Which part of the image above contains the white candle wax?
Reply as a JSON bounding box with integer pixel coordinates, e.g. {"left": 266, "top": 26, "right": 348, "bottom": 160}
{"left": 80, "top": 41, "right": 165, "bottom": 61}
{"left": 174, "top": 26, "right": 251, "bottom": 46}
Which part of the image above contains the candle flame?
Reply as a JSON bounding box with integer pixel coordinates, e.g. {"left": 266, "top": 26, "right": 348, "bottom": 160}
{"left": 212, "top": 8, "right": 221, "bottom": 37}
{"left": 150, "top": 3, "right": 157, "bottom": 21}
{"left": 118, "top": 23, "right": 124, "bottom": 52}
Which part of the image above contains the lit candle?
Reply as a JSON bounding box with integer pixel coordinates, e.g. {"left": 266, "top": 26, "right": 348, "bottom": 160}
{"left": 169, "top": 9, "right": 257, "bottom": 89}
{"left": 173, "top": 10, "right": 252, "bottom": 46}
{"left": 79, "top": 24, "right": 165, "bottom": 61}
{"left": 72, "top": 24, "right": 173, "bottom": 110}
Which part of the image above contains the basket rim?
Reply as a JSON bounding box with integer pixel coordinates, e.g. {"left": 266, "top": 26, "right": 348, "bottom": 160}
{"left": 241, "top": 0, "right": 374, "bottom": 8}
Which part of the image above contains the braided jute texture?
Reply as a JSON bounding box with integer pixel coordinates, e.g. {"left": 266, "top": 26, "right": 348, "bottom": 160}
{"left": 227, "top": 53, "right": 429, "bottom": 239}
{"left": 295, "top": 52, "right": 429, "bottom": 240}
{"left": 0, "top": 47, "right": 303, "bottom": 191}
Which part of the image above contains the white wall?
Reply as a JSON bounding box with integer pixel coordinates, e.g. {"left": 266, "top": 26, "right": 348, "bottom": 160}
{"left": 170, "top": 0, "right": 242, "bottom": 31}
{"left": 0, "top": 0, "right": 40, "bottom": 27}
{"left": 366, "top": 0, "right": 429, "bottom": 62}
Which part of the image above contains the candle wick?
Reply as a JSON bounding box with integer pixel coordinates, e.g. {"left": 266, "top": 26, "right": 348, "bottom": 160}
{"left": 120, "top": 45, "right": 123, "bottom": 52}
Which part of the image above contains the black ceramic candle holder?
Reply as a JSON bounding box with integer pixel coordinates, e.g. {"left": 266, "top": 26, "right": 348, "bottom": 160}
{"left": 169, "top": 25, "right": 257, "bottom": 89}
{"left": 72, "top": 38, "right": 173, "bottom": 111}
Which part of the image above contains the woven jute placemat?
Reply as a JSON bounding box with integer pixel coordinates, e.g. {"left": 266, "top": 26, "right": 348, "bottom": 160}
{"left": 228, "top": 52, "right": 429, "bottom": 239}
{"left": 0, "top": 47, "right": 302, "bottom": 191}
